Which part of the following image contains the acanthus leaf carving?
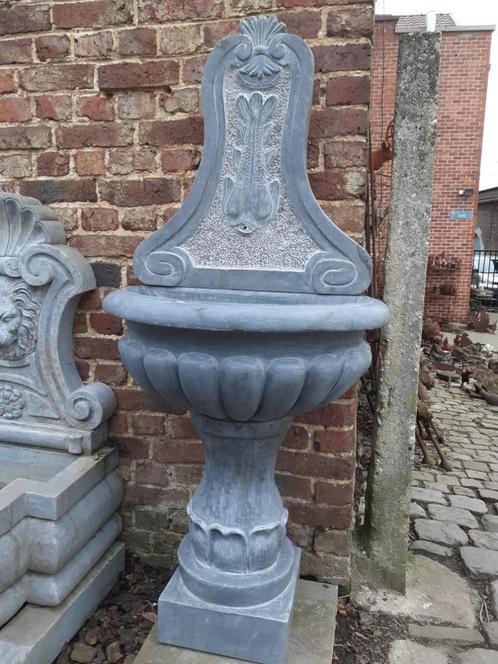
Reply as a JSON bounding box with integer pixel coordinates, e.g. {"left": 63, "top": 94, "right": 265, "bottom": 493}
{"left": 223, "top": 92, "right": 281, "bottom": 235}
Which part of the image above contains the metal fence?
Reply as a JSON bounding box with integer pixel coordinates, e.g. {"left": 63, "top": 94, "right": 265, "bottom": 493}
{"left": 472, "top": 250, "right": 498, "bottom": 310}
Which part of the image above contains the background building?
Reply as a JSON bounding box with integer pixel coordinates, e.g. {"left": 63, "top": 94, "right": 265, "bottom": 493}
{"left": 371, "top": 14, "right": 493, "bottom": 324}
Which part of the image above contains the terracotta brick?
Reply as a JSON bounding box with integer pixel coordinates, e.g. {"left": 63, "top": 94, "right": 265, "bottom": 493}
{"left": 131, "top": 413, "right": 165, "bottom": 435}
{"left": 314, "top": 43, "right": 371, "bottom": 73}
{"left": 138, "top": 0, "right": 223, "bottom": 23}
{"left": 37, "top": 152, "right": 70, "bottom": 177}
{"left": 324, "top": 140, "right": 367, "bottom": 168}
{"left": 327, "top": 5, "right": 373, "bottom": 37}
{"left": 35, "top": 95, "right": 72, "bottom": 120}
{"left": 57, "top": 124, "right": 134, "bottom": 149}
{"left": 0, "top": 72, "right": 15, "bottom": 94}
{"left": 314, "top": 529, "right": 352, "bottom": 556}
{"left": 108, "top": 148, "right": 157, "bottom": 175}
{"left": 153, "top": 441, "right": 203, "bottom": 465}
{"left": 118, "top": 28, "right": 157, "bottom": 56}
{"left": 117, "top": 92, "right": 156, "bottom": 120}
{"left": 53, "top": 0, "right": 133, "bottom": 29}
{"left": 0, "top": 38, "right": 32, "bottom": 65}
{"left": 309, "top": 108, "right": 368, "bottom": 138}
{"left": 98, "top": 61, "right": 179, "bottom": 91}
{"left": 0, "top": 154, "right": 32, "bottom": 178}
{"left": 278, "top": 0, "right": 371, "bottom": 6}
{"left": 321, "top": 201, "right": 365, "bottom": 235}
{"left": 90, "top": 311, "right": 123, "bottom": 335}
{"left": 35, "top": 35, "right": 70, "bottom": 62}
{"left": 19, "top": 179, "right": 97, "bottom": 204}
{"left": 326, "top": 75, "right": 371, "bottom": 106}
{"left": 81, "top": 207, "right": 119, "bottom": 231}
{"left": 288, "top": 503, "right": 352, "bottom": 529}
{"left": 160, "top": 88, "right": 199, "bottom": 114}
{"left": 277, "top": 451, "right": 355, "bottom": 480}
{"left": 203, "top": 20, "right": 239, "bottom": 48}
{"left": 297, "top": 401, "right": 357, "bottom": 426}
{"left": 182, "top": 56, "right": 207, "bottom": 84}
{"left": 75, "top": 150, "right": 106, "bottom": 176}
{"left": 0, "top": 125, "right": 51, "bottom": 150}
{"left": 0, "top": 4, "right": 50, "bottom": 36}
{"left": 74, "top": 31, "right": 114, "bottom": 59}
{"left": 159, "top": 25, "right": 202, "bottom": 56}
{"left": 315, "top": 481, "right": 354, "bottom": 506}
{"left": 314, "top": 429, "right": 355, "bottom": 454}
{"left": 94, "top": 362, "right": 127, "bottom": 385}
{"left": 78, "top": 96, "right": 114, "bottom": 121}
{"left": 0, "top": 98, "right": 31, "bottom": 123}
{"left": 71, "top": 234, "right": 141, "bottom": 258}
{"left": 277, "top": 10, "right": 322, "bottom": 38}
{"left": 275, "top": 473, "right": 313, "bottom": 501}
{"left": 99, "top": 178, "right": 181, "bottom": 206}
{"left": 56, "top": 207, "right": 79, "bottom": 232}
{"left": 161, "top": 148, "right": 200, "bottom": 172}
{"left": 309, "top": 169, "right": 367, "bottom": 201}
{"left": 140, "top": 118, "right": 204, "bottom": 146}
{"left": 21, "top": 65, "right": 94, "bottom": 92}
{"left": 121, "top": 207, "right": 158, "bottom": 231}
{"left": 282, "top": 425, "right": 310, "bottom": 450}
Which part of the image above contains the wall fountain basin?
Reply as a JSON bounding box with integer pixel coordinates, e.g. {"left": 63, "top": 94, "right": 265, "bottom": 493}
{"left": 104, "top": 14, "right": 389, "bottom": 664}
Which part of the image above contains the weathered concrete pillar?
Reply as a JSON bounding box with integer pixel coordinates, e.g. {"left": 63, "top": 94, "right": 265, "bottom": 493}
{"left": 364, "top": 32, "right": 441, "bottom": 593}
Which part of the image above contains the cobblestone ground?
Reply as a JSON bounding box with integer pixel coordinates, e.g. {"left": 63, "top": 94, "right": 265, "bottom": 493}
{"left": 403, "top": 382, "right": 498, "bottom": 663}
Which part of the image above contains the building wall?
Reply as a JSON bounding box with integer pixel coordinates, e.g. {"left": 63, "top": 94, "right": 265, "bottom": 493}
{"left": 371, "top": 19, "right": 492, "bottom": 323}
{"left": 478, "top": 195, "right": 498, "bottom": 251}
{"left": 0, "top": 0, "right": 374, "bottom": 585}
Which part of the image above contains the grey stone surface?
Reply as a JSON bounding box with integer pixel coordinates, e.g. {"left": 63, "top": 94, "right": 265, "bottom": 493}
{"left": 135, "top": 580, "right": 337, "bottom": 664}
{"left": 410, "top": 503, "right": 427, "bottom": 518}
{"left": 411, "top": 540, "right": 453, "bottom": 557}
{"left": 482, "top": 515, "right": 498, "bottom": 532}
{"left": 0, "top": 543, "right": 124, "bottom": 664}
{"left": 449, "top": 495, "right": 488, "bottom": 515}
{"left": 469, "top": 530, "right": 498, "bottom": 551}
{"left": 354, "top": 556, "right": 477, "bottom": 628}
{"left": 478, "top": 489, "right": 498, "bottom": 501}
{"left": 363, "top": 30, "right": 441, "bottom": 593}
{"left": 103, "top": 14, "right": 389, "bottom": 664}
{"left": 455, "top": 649, "right": 498, "bottom": 663}
{"left": 408, "top": 624, "right": 484, "bottom": 645}
{"left": 427, "top": 504, "right": 479, "bottom": 529}
{"left": 413, "top": 519, "right": 468, "bottom": 547}
{"left": 490, "top": 580, "right": 498, "bottom": 618}
{"left": 0, "top": 192, "right": 115, "bottom": 454}
{"left": 408, "top": 623, "right": 484, "bottom": 646}
{"left": 388, "top": 640, "right": 448, "bottom": 664}
{"left": 483, "top": 621, "right": 498, "bottom": 646}
{"left": 460, "top": 547, "right": 498, "bottom": 579}
{"left": 412, "top": 488, "right": 446, "bottom": 505}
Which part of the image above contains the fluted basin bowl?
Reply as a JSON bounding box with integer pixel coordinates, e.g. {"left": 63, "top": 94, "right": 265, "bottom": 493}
{"left": 104, "top": 286, "right": 389, "bottom": 422}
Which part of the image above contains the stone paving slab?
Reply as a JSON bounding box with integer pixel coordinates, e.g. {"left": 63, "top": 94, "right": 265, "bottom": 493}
{"left": 407, "top": 624, "right": 484, "bottom": 646}
{"left": 455, "top": 649, "right": 498, "bottom": 663}
{"left": 388, "top": 640, "right": 449, "bottom": 664}
{"left": 460, "top": 547, "right": 498, "bottom": 579}
{"left": 413, "top": 519, "right": 468, "bottom": 546}
{"left": 427, "top": 504, "right": 479, "bottom": 529}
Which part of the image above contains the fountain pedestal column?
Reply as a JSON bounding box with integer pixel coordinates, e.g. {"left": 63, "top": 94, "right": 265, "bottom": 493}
{"left": 159, "top": 417, "right": 300, "bottom": 664}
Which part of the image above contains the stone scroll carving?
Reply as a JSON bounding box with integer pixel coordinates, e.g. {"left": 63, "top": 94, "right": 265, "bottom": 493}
{"left": 134, "top": 15, "right": 372, "bottom": 295}
{"left": 0, "top": 192, "right": 115, "bottom": 453}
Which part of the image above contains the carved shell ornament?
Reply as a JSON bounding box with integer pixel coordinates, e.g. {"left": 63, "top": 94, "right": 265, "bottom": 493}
{"left": 235, "top": 16, "right": 287, "bottom": 89}
{"left": 134, "top": 15, "right": 373, "bottom": 296}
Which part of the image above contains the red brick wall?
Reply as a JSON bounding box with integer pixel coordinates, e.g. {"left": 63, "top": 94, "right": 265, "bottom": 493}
{"left": 371, "top": 19, "right": 492, "bottom": 323}
{"left": 0, "top": 0, "right": 373, "bottom": 585}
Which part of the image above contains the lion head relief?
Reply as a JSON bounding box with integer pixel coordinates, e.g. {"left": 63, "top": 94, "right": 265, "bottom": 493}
{"left": 0, "top": 276, "right": 39, "bottom": 361}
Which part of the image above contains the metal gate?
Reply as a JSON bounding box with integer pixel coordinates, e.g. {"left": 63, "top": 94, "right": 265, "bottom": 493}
{"left": 472, "top": 250, "right": 498, "bottom": 310}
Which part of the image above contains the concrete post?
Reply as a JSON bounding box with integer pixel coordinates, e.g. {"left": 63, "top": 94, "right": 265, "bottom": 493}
{"left": 364, "top": 32, "right": 441, "bottom": 593}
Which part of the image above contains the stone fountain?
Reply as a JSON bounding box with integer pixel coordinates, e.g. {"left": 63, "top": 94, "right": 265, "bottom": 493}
{"left": 0, "top": 192, "right": 124, "bottom": 663}
{"left": 104, "top": 15, "right": 389, "bottom": 664}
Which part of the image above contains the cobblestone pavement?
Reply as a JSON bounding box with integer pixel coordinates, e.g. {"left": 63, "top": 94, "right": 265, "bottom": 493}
{"left": 402, "top": 382, "right": 498, "bottom": 662}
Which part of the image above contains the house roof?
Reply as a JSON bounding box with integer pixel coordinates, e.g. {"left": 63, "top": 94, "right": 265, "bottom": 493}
{"left": 375, "top": 14, "right": 495, "bottom": 33}
{"left": 479, "top": 187, "right": 498, "bottom": 204}
{"left": 396, "top": 14, "right": 455, "bottom": 33}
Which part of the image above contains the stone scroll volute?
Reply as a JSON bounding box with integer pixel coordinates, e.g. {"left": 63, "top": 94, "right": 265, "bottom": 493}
{"left": 134, "top": 16, "right": 372, "bottom": 295}
{"left": 0, "top": 193, "right": 115, "bottom": 453}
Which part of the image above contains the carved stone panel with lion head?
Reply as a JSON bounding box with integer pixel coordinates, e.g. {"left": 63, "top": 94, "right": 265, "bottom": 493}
{"left": 0, "top": 193, "right": 115, "bottom": 453}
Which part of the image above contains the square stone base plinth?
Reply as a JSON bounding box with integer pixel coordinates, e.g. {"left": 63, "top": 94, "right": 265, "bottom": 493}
{"left": 0, "top": 543, "right": 124, "bottom": 664}
{"left": 136, "top": 579, "right": 338, "bottom": 664}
